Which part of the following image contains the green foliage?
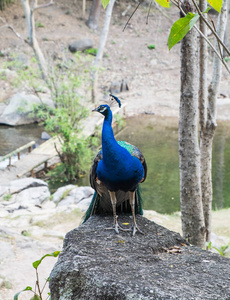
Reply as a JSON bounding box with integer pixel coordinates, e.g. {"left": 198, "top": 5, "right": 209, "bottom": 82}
{"left": 33, "top": 251, "right": 60, "bottom": 269}
{"left": 3, "top": 194, "right": 12, "bottom": 201}
{"left": 5, "top": 52, "right": 97, "bottom": 183}
{"left": 147, "top": 44, "right": 156, "bottom": 50}
{"left": 101, "top": 0, "right": 110, "bottom": 9}
{"left": 206, "top": 0, "right": 222, "bottom": 13}
{"left": 36, "top": 22, "right": 45, "bottom": 28}
{"left": 168, "top": 12, "right": 199, "bottom": 50}
{"left": 155, "top": 0, "right": 170, "bottom": 8}
{"left": 206, "top": 241, "right": 229, "bottom": 256}
{"left": 14, "top": 251, "right": 60, "bottom": 300}
{"left": 33, "top": 55, "right": 98, "bottom": 183}
{"left": 84, "top": 48, "right": 98, "bottom": 56}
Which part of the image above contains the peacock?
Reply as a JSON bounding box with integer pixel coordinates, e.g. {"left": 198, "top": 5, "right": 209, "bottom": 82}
{"left": 83, "top": 94, "right": 147, "bottom": 235}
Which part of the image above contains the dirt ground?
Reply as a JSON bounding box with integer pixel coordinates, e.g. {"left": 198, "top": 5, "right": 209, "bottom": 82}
{"left": 0, "top": 0, "right": 229, "bottom": 118}
{"left": 0, "top": 1, "right": 230, "bottom": 299}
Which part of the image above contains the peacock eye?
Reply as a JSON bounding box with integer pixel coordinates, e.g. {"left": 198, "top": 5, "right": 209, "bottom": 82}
{"left": 99, "top": 106, "right": 107, "bottom": 112}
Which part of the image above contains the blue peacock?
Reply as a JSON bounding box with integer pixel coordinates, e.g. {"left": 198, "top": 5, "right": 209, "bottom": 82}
{"left": 83, "top": 95, "right": 147, "bottom": 235}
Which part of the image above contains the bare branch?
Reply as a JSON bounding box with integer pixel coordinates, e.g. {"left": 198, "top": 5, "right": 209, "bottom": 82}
{"left": 171, "top": 2, "right": 230, "bottom": 73}
{"left": 190, "top": 0, "right": 230, "bottom": 57}
{"left": 123, "top": 1, "right": 142, "bottom": 32}
{"left": 33, "top": 0, "right": 54, "bottom": 12}
{"left": 0, "top": 16, "right": 30, "bottom": 45}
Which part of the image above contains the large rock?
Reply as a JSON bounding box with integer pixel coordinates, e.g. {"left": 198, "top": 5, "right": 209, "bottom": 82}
{"left": 49, "top": 215, "right": 230, "bottom": 299}
{"left": 0, "top": 178, "right": 50, "bottom": 211}
{"left": 55, "top": 186, "right": 94, "bottom": 208}
{"left": 68, "top": 39, "right": 93, "bottom": 53}
{"left": 0, "top": 92, "right": 54, "bottom": 126}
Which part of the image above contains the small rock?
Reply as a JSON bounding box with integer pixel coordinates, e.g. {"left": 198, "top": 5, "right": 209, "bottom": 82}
{"left": 52, "top": 185, "right": 76, "bottom": 204}
{"left": 41, "top": 131, "right": 51, "bottom": 140}
{"left": 69, "top": 38, "right": 94, "bottom": 53}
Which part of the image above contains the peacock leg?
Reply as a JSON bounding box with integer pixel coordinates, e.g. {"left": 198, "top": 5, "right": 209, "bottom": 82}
{"left": 129, "top": 191, "right": 144, "bottom": 236}
{"left": 108, "top": 191, "right": 119, "bottom": 234}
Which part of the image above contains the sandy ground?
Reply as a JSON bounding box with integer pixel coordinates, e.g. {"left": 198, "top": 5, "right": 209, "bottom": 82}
{"left": 0, "top": 1, "right": 230, "bottom": 299}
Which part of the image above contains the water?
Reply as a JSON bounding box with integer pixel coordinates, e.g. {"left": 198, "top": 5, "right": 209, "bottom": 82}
{"left": 0, "top": 124, "right": 45, "bottom": 168}
{"left": 2, "top": 117, "right": 230, "bottom": 214}
{"left": 81, "top": 115, "right": 230, "bottom": 214}
{"left": 117, "top": 115, "right": 230, "bottom": 213}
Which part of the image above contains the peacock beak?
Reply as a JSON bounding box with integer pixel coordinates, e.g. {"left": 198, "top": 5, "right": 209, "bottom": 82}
{"left": 92, "top": 108, "right": 97, "bottom": 112}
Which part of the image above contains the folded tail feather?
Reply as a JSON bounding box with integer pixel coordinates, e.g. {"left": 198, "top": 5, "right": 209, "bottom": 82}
{"left": 83, "top": 185, "right": 143, "bottom": 223}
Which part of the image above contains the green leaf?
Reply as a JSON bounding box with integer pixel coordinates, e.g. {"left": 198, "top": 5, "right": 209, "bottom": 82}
{"left": 155, "top": 0, "right": 170, "bottom": 8}
{"left": 147, "top": 44, "right": 156, "bottom": 50}
{"left": 30, "top": 295, "right": 41, "bottom": 300}
{"left": 168, "top": 12, "right": 200, "bottom": 50}
{"left": 101, "top": 0, "right": 110, "bottom": 9}
{"left": 14, "top": 286, "right": 33, "bottom": 300}
{"left": 206, "top": 0, "right": 222, "bottom": 13}
{"left": 32, "top": 251, "right": 60, "bottom": 269}
{"left": 203, "top": 7, "right": 211, "bottom": 13}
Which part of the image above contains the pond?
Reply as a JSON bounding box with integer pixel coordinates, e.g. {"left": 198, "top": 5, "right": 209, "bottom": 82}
{"left": 1, "top": 115, "right": 230, "bottom": 214}
{"left": 80, "top": 115, "right": 230, "bottom": 214}
{"left": 0, "top": 124, "right": 44, "bottom": 168}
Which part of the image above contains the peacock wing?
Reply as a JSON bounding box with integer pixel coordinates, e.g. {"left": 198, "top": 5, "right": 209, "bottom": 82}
{"left": 117, "top": 140, "right": 147, "bottom": 183}
{"left": 90, "top": 150, "right": 108, "bottom": 196}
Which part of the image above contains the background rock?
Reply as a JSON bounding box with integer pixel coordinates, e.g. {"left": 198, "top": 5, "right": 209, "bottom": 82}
{"left": 0, "top": 92, "right": 54, "bottom": 126}
{"left": 50, "top": 215, "right": 230, "bottom": 300}
{"left": 68, "top": 38, "right": 93, "bottom": 53}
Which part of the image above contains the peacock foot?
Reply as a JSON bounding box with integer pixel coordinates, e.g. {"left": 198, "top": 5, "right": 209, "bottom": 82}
{"left": 132, "top": 224, "right": 144, "bottom": 236}
{"left": 105, "top": 216, "right": 132, "bottom": 234}
{"left": 105, "top": 223, "right": 132, "bottom": 234}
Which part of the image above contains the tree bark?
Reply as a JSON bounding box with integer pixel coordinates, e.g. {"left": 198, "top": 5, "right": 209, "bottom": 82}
{"left": 179, "top": 0, "right": 205, "bottom": 248}
{"left": 21, "top": 0, "right": 49, "bottom": 80}
{"left": 91, "top": 0, "right": 115, "bottom": 102}
{"left": 223, "top": 0, "right": 229, "bottom": 57}
{"left": 200, "top": 0, "right": 227, "bottom": 243}
{"left": 199, "top": 0, "right": 207, "bottom": 131}
{"left": 86, "top": 0, "right": 102, "bottom": 30}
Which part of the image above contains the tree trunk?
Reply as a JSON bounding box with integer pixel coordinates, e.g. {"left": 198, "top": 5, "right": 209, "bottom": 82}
{"left": 199, "top": 0, "right": 207, "bottom": 131}
{"left": 223, "top": 0, "right": 229, "bottom": 57}
{"left": 21, "top": 0, "right": 48, "bottom": 80}
{"left": 179, "top": 0, "right": 205, "bottom": 248}
{"left": 200, "top": 0, "right": 227, "bottom": 243}
{"left": 86, "top": 0, "right": 102, "bottom": 30}
{"left": 91, "top": 0, "right": 115, "bottom": 102}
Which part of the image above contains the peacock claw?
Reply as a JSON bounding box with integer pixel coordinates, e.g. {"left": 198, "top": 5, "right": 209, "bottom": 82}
{"left": 132, "top": 225, "right": 144, "bottom": 236}
{"left": 105, "top": 224, "right": 131, "bottom": 234}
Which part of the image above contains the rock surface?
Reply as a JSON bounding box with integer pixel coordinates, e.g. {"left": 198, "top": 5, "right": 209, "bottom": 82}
{"left": 68, "top": 38, "right": 94, "bottom": 53}
{"left": 0, "top": 92, "right": 54, "bottom": 126}
{"left": 49, "top": 215, "right": 230, "bottom": 299}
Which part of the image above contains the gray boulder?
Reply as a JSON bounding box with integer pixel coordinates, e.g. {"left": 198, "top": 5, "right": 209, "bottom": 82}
{"left": 54, "top": 186, "right": 94, "bottom": 210}
{"left": 0, "top": 92, "right": 54, "bottom": 126}
{"left": 69, "top": 39, "right": 93, "bottom": 53}
{"left": 50, "top": 215, "right": 230, "bottom": 300}
{"left": 0, "top": 177, "right": 50, "bottom": 211}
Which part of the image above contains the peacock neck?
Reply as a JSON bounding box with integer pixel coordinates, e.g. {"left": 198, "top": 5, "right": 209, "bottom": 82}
{"left": 102, "top": 110, "right": 119, "bottom": 164}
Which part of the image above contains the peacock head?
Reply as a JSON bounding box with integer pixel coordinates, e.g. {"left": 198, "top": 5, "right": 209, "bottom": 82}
{"left": 92, "top": 104, "right": 111, "bottom": 117}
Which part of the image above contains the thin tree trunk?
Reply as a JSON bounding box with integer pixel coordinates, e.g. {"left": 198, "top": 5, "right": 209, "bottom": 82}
{"left": 200, "top": 0, "right": 227, "bottom": 243}
{"left": 91, "top": 0, "right": 115, "bottom": 102}
{"left": 212, "top": 134, "right": 225, "bottom": 209}
{"left": 179, "top": 0, "right": 205, "bottom": 248}
{"left": 199, "top": 0, "right": 207, "bottom": 131}
{"left": 223, "top": 0, "right": 229, "bottom": 57}
{"left": 21, "top": 0, "right": 48, "bottom": 80}
{"left": 86, "top": 0, "right": 102, "bottom": 30}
